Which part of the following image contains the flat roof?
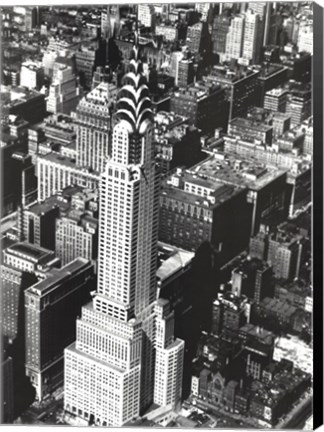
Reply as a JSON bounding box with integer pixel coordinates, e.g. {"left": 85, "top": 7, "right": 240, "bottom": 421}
{"left": 230, "top": 117, "right": 273, "bottom": 133}
{"left": 26, "top": 194, "right": 71, "bottom": 215}
{"left": 6, "top": 241, "right": 54, "bottom": 261}
{"left": 265, "top": 87, "right": 289, "bottom": 97}
{"left": 240, "top": 323, "right": 274, "bottom": 344}
{"left": 161, "top": 181, "right": 241, "bottom": 209}
{"left": 189, "top": 153, "right": 286, "bottom": 191}
{"left": 39, "top": 152, "right": 100, "bottom": 177}
{"left": 26, "top": 257, "right": 90, "bottom": 296}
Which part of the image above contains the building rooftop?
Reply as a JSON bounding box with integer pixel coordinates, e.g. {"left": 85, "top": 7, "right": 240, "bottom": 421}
{"left": 38, "top": 152, "right": 100, "bottom": 177}
{"left": 5, "top": 241, "right": 55, "bottom": 263}
{"left": 240, "top": 323, "right": 274, "bottom": 346}
{"left": 261, "top": 297, "right": 297, "bottom": 317}
{"left": 207, "top": 64, "right": 260, "bottom": 84}
{"left": 161, "top": 178, "right": 241, "bottom": 210}
{"left": 188, "top": 153, "right": 286, "bottom": 191}
{"left": 265, "top": 87, "right": 289, "bottom": 98}
{"left": 214, "top": 291, "right": 249, "bottom": 310}
{"left": 26, "top": 192, "right": 72, "bottom": 215}
{"left": 229, "top": 117, "right": 273, "bottom": 134}
{"left": 26, "top": 257, "right": 90, "bottom": 297}
{"left": 233, "top": 256, "right": 271, "bottom": 275}
{"left": 258, "top": 64, "right": 287, "bottom": 79}
{"left": 157, "top": 244, "right": 194, "bottom": 283}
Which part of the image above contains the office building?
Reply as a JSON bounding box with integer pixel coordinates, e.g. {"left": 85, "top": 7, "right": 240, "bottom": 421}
{"left": 211, "top": 14, "right": 232, "bottom": 60}
{"left": 154, "top": 112, "right": 202, "bottom": 178}
{"left": 228, "top": 116, "right": 273, "bottom": 145}
{"left": 169, "top": 51, "right": 184, "bottom": 86}
{"left": 239, "top": 323, "right": 275, "bottom": 380}
{"left": 267, "top": 230, "right": 304, "bottom": 281}
{"left": 64, "top": 39, "right": 184, "bottom": 426}
{"left": 231, "top": 257, "right": 274, "bottom": 302}
{"left": 24, "top": 6, "right": 39, "bottom": 30}
{"left": 208, "top": 66, "right": 260, "bottom": 120}
{"left": 225, "top": 15, "right": 245, "bottom": 61}
{"left": 25, "top": 258, "right": 95, "bottom": 402}
{"left": 75, "top": 43, "right": 103, "bottom": 89}
{"left": 75, "top": 81, "right": 117, "bottom": 173}
{"left": 170, "top": 81, "right": 227, "bottom": 134}
{"left": 159, "top": 168, "right": 252, "bottom": 265}
{"left": 28, "top": 125, "right": 45, "bottom": 164}
{"left": 47, "top": 64, "right": 83, "bottom": 115}
{"left": 138, "top": 4, "right": 156, "bottom": 29}
{"left": 1, "top": 242, "right": 58, "bottom": 342}
{"left": 3, "top": 151, "right": 37, "bottom": 213}
{"left": 177, "top": 58, "right": 195, "bottom": 88}
{"left": 301, "top": 117, "right": 313, "bottom": 155}
{"left": 281, "top": 51, "right": 311, "bottom": 84}
{"left": 268, "top": 13, "right": 283, "bottom": 46}
{"left": 248, "top": 2, "right": 272, "bottom": 46}
{"left": 250, "top": 223, "right": 304, "bottom": 281}
{"left": 23, "top": 185, "right": 95, "bottom": 250}
{"left": 155, "top": 24, "right": 178, "bottom": 42}
{"left": 195, "top": 3, "right": 210, "bottom": 21}
{"left": 257, "top": 65, "right": 288, "bottom": 107}
{"left": 37, "top": 152, "right": 100, "bottom": 201}
{"left": 101, "top": 6, "right": 120, "bottom": 39}
{"left": 55, "top": 191, "right": 99, "bottom": 268}
{"left": 276, "top": 129, "right": 305, "bottom": 153}
{"left": 2, "top": 241, "right": 58, "bottom": 275}
{"left": 42, "top": 50, "right": 58, "bottom": 77}
{"left": 9, "top": 89, "right": 46, "bottom": 124}
{"left": 1, "top": 265, "right": 37, "bottom": 343}
{"left": 22, "top": 199, "right": 60, "bottom": 251}
{"left": 263, "top": 88, "right": 289, "bottom": 113}
{"left": 212, "top": 292, "right": 251, "bottom": 336}
{"left": 186, "top": 153, "right": 288, "bottom": 236}
{"left": 297, "top": 23, "right": 313, "bottom": 54}
{"left": 186, "top": 22, "right": 209, "bottom": 57}
{"left": 286, "top": 82, "right": 312, "bottom": 127}
{"left": 91, "top": 66, "right": 110, "bottom": 89}
{"left": 241, "top": 9, "right": 262, "bottom": 65}
{"left": 272, "top": 113, "right": 291, "bottom": 139}
{"left": 20, "top": 61, "right": 43, "bottom": 90}
{"left": 153, "top": 299, "right": 184, "bottom": 409}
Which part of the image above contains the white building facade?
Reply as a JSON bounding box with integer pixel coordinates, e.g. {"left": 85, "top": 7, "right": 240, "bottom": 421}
{"left": 241, "top": 9, "right": 262, "bottom": 65}
{"left": 225, "top": 15, "right": 245, "bottom": 61}
{"left": 64, "top": 39, "right": 184, "bottom": 426}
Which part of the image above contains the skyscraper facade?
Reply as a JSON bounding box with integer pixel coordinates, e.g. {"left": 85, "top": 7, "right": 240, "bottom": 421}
{"left": 242, "top": 9, "right": 262, "bottom": 64}
{"left": 212, "top": 14, "right": 232, "bottom": 60}
{"left": 75, "top": 81, "right": 117, "bottom": 173}
{"left": 46, "top": 64, "right": 83, "bottom": 115}
{"left": 225, "top": 15, "right": 245, "bottom": 61}
{"left": 64, "top": 38, "right": 184, "bottom": 427}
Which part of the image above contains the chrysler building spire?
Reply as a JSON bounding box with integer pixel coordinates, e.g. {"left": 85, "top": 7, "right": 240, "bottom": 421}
{"left": 115, "top": 35, "right": 153, "bottom": 135}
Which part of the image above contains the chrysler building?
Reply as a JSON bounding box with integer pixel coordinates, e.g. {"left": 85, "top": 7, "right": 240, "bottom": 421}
{"left": 63, "top": 33, "right": 184, "bottom": 426}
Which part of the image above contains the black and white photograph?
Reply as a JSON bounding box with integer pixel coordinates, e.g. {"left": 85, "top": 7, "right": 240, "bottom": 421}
{"left": 0, "top": 1, "right": 322, "bottom": 429}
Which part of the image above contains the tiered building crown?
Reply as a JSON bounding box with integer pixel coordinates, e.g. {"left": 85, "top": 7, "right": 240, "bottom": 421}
{"left": 115, "top": 39, "right": 153, "bottom": 134}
